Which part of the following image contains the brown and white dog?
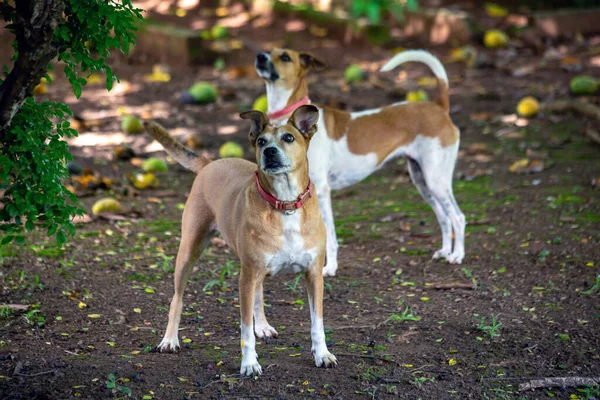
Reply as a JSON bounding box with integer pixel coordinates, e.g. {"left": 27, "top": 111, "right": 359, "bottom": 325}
{"left": 255, "top": 49, "right": 466, "bottom": 276}
{"left": 146, "top": 105, "right": 337, "bottom": 376}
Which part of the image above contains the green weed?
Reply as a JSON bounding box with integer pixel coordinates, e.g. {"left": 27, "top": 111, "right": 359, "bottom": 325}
{"left": 385, "top": 307, "right": 421, "bottom": 325}
{"left": 477, "top": 314, "right": 502, "bottom": 339}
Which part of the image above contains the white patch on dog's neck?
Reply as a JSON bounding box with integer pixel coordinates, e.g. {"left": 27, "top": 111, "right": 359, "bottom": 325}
{"left": 265, "top": 81, "right": 293, "bottom": 120}
{"left": 269, "top": 173, "right": 299, "bottom": 202}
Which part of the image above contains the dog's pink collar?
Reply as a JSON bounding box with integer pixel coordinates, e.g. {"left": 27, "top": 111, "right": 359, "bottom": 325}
{"left": 254, "top": 171, "right": 312, "bottom": 212}
{"left": 267, "top": 96, "right": 311, "bottom": 120}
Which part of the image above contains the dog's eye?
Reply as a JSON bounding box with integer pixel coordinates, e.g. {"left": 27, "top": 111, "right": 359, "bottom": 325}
{"left": 282, "top": 133, "right": 295, "bottom": 143}
{"left": 280, "top": 53, "right": 291, "bottom": 62}
{"left": 257, "top": 137, "right": 267, "bottom": 147}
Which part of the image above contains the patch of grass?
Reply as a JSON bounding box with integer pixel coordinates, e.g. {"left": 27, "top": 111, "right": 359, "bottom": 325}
{"left": 138, "top": 218, "right": 180, "bottom": 234}
{"left": 203, "top": 260, "right": 238, "bottom": 292}
{"left": 285, "top": 272, "right": 303, "bottom": 292}
{"left": 409, "top": 376, "right": 435, "bottom": 389}
{"left": 106, "top": 373, "right": 132, "bottom": 398}
{"left": 385, "top": 307, "right": 421, "bottom": 325}
{"left": 477, "top": 314, "right": 502, "bottom": 339}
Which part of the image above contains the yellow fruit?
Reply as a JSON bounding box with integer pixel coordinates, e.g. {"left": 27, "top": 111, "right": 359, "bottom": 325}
{"left": 252, "top": 94, "right": 268, "bottom": 113}
{"left": 344, "top": 64, "right": 365, "bottom": 83}
{"left": 516, "top": 96, "right": 540, "bottom": 118}
{"left": 91, "top": 198, "right": 121, "bottom": 215}
{"left": 219, "top": 141, "right": 244, "bottom": 158}
{"left": 484, "top": 30, "right": 509, "bottom": 49}
{"left": 130, "top": 173, "right": 159, "bottom": 190}
{"left": 33, "top": 83, "right": 47, "bottom": 95}
{"left": 142, "top": 157, "right": 168, "bottom": 173}
{"left": 121, "top": 115, "right": 144, "bottom": 134}
{"left": 189, "top": 82, "right": 218, "bottom": 104}
{"left": 406, "top": 90, "right": 429, "bottom": 102}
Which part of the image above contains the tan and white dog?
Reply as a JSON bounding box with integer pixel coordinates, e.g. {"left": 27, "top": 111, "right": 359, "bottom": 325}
{"left": 255, "top": 49, "right": 466, "bottom": 276}
{"left": 145, "top": 105, "right": 337, "bottom": 376}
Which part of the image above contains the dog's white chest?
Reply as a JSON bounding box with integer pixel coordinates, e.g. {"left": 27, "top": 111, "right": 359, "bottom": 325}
{"left": 264, "top": 213, "right": 316, "bottom": 276}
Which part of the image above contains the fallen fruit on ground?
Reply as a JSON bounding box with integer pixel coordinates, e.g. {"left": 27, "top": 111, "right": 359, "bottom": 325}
{"left": 344, "top": 64, "right": 366, "bottom": 83}
{"left": 129, "top": 173, "right": 159, "bottom": 190}
{"left": 219, "top": 141, "right": 244, "bottom": 158}
{"left": 189, "top": 82, "right": 218, "bottom": 104}
{"left": 517, "top": 96, "right": 540, "bottom": 118}
{"left": 142, "top": 158, "right": 168, "bottom": 173}
{"left": 92, "top": 198, "right": 121, "bottom": 215}
{"left": 570, "top": 76, "right": 598, "bottom": 95}
{"left": 121, "top": 115, "right": 144, "bottom": 134}
{"left": 406, "top": 90, "right": 429, "bottom": 102}
{"left": 484, "top": 30, "right": 509, "bottom": 48}
{"left": 253, "top": 94, "right": 268, "bottom": 113}
{"left": 211, "top": 25, "right": 229, "bottom": 39}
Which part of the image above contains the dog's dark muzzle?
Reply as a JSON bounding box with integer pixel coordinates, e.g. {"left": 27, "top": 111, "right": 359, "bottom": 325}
{"left": 255, "top": 53, "right": 279, "bottom": 81}
{"left": 263, "top": 147, "right": 284, "bottom": 170}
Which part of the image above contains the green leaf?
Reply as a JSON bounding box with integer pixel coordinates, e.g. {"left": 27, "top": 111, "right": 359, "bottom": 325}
{"left": 366, "top": 3, "right": 381, "bottom": 24}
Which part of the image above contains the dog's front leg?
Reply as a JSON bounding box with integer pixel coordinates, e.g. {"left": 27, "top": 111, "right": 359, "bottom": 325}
{"left": 305, "top": 259, "right": 337, "bottom": 368}
{"left": 239, "top": 268, "right": 262, "bottom": 376}
{"left": 316, "top": 183, "right": 339, "bottom": 277}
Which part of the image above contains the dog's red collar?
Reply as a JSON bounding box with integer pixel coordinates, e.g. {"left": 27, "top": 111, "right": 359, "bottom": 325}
{"left": 254, "top": 171, "right": 312, "bottom": 212}
{"left": 267, "top": 96, "right": 311, "bottom": 120}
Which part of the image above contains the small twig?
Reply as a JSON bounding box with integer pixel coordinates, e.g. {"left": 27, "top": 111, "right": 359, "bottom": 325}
{"left": 15, "top": 370, "right": 58, "bottom": 377}
{"left": 0, "top": 304, "right": 30, "bottom": 311}
{"left": 424, "top": 282, "right": 476, "bottom": 290}
{"left": 519, "top": 376, "right": 600, "bottom": 391}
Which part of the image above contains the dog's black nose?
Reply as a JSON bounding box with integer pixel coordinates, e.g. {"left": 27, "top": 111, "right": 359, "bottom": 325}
{"left": 256, "top": 53, "right": 267, "bottom": 63}
{"left": 264, "top": 147, "right": 277, "bottom": 157}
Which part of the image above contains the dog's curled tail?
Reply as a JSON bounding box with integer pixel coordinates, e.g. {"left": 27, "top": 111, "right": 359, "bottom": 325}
{"left": 380, "top": 50, "right": 450, "bottom": 113}
{"left": 144, "top": 121, "right": 209, "bottom": 174}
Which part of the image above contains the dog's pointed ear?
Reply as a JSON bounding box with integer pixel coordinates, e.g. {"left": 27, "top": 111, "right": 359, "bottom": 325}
{"left": 289, "top": 105, "right": 319, "bottom": 140}
{"left": 299, "top": 53, "right": 327, "bottom": 72}
{"left": 240, "top": 110, "right": 269, "bottom": 146}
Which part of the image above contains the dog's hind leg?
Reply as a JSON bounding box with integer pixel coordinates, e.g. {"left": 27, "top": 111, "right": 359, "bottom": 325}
{"left": 317, "top": 184, "right": 339, "bottom": 277}
{"left": 253, "top": 280, "right": 278, "bottom": 339}
{"left": 406, "top": 157, "right": 453, "bottom": 260}
{"left": 419, "top": 147, "right": 466, "bottom": 264}
{"left": 158, "top": 200, "right": 214, "bottom": 352}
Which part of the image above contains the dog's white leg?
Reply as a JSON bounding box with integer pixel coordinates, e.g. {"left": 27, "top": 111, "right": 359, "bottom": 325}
{"left": 316, "top": 184, "right": 339, "bottom": 277}
{"left": 253, "top": 280, "right": 278, "bottom": 339}
{"left": 239, "top": 268, "right": 262, "bottom": 376}
{"left": 407, "top": 158, "right": 452, "bottom": 259}
{"left": 445, "top": 188, "right": 466, "bottom": 263}
{"left": 158, "top": 222, "right": 211, "bottom": 352}
{"left": 305, "top": 265, "right": 337, "bottom": 368}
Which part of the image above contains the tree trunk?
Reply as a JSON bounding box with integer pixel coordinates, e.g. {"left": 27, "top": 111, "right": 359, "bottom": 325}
{"left": 0, "top": 0, "right": 64, "bottom": 132}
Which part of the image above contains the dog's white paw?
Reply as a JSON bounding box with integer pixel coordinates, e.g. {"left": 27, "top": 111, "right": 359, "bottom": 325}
{"left": 240, "top": 358, "right": 262, "bottom": 376}
{"left": 255, "top": 324, "right": 278, "bottom": 339}
{"left": 432, "top": 248, "right": 452, "bottom": 260}
{"left": 447, "top": 251, "right": 464, "bottom": 264}
{"left": 314, "top": 351, "right": 338, "bottom": 368}
{"left": 322, "top": 265, "right": 337, "bottom": 277}
{"left": 157, "top": 336, "right": 180, "bottom": 352}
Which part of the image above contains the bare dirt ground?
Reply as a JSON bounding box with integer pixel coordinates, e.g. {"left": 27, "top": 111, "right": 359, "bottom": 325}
{"left": 1, "top": 5, "right": 599, "bottom": 400}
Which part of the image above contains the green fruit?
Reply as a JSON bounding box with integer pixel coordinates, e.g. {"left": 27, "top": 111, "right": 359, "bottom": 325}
{"left": 211, "top": 25, "right": 229, "bottom": 39}
{"left": 189, "top": 82, "right": 218, "bottom": 104}
{"left": 121, "top": 115, "right": 144, "bottom": 134}
{"left": 344, "top": 64, "right": 365, "bottom": 83}
{"left": 142, "top": 157, "right": 168, "bottom": 173}
{"left": 92, "top": 198, "right": 121, "bottom": 215}
{"left": 219, "top": 141, "right": 244, "bottom": 158}
{"left": 570, "top": 76, "right": 598, "bottom": 95}
{"left": 406, "top": 90, "right": 429, "bottom": 102}
{"left": 252, "top": 95, "right": 268, "bottom": 113}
